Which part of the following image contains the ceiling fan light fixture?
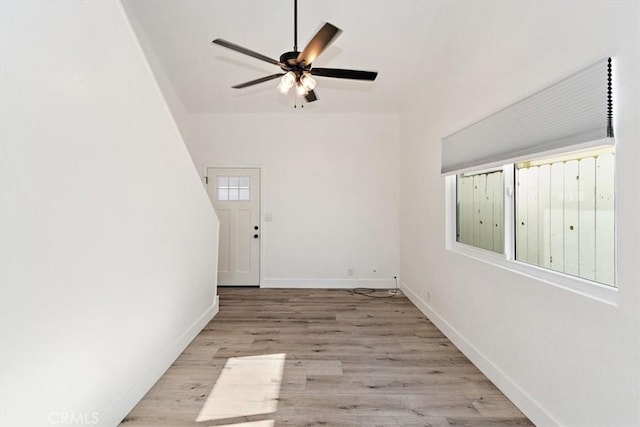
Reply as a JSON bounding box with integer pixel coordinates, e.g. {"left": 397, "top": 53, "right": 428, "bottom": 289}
{"left": 277, "top": 71, "right": 296, "bottom": 94}
{"left": 277, "top": 82, "right": 290, "bottom": 95}
{"left": 295, "top": 81, "right": 309, "bottom": 96}
{"left": 300, "top": 73, "right": 316, "bottom": 91}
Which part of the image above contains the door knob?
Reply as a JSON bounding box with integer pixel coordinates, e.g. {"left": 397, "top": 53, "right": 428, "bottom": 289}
{"left": 253, "top": 234, "right": 259, "bottom": 239}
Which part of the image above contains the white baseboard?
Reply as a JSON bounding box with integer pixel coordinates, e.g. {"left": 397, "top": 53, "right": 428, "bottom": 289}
{"left": 400, "top": 281, "right": 558, "bottom": 427}
{"left": 261, "top": 278, "right": 396, "bottom": 289}
{"left": 100, "top": 295, "right": 219, "bottom": 426}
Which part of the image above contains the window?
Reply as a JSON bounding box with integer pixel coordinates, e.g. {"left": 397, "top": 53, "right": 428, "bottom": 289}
{"left": 515, "top": 148, "right": 615, "bottom": 286}
{"left": 441, "top": 58, "right": 617, "bottom": 303}
{"left": 456, "top": 169, "right": 504, "bottom": 254}
{"left": 446, "top": 146, "right": 616, "bottom": 296}
{"left": 218, "top": 176, "right": 251, "bottom": 201}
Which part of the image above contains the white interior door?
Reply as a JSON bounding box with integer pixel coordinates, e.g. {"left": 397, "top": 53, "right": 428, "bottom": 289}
{"left": 206, "top": 167, "right": 260, "bottom": 286}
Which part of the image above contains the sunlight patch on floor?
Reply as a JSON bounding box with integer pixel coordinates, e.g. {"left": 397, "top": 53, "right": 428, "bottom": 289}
{"left": 211, "top": 421, "right": 275, "bottom": 427}
{"left": 196, "top": 353, "right": 286, "bottom": 423}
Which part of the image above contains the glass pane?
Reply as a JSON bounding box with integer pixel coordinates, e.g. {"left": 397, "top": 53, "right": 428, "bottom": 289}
{"left": 217, "top": 176, "right": 228, "bottom": 187}
{"left": 456, "top": 169, "right": 503, "bottom": 254}
{"left": 218, "top": 188, "right": 228, "bottom": 201}
{"left": 239, "top": 176, "right": 250, "bottom": 188}
{"left": 229, "top": 188, "right": 239, "bottom": 200}
{"left": 229, "top": 176, "right": 239, "bottom": 188}
{"left": 514, "top": 147, "right": 615, "bottom": 286}
{"left": 239, "top": 188, "right": 250, "bottom": 201}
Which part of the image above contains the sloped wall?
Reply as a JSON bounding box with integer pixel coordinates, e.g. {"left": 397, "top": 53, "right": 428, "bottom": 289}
{"left": 0, "top": 1, "right": 219, "bottom": 425}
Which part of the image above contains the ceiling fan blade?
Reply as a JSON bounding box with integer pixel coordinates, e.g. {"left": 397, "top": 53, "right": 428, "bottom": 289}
{"left": 304, "top": 89, "right": 318, "bottom": 102}
{"left": 212, "top": 38, "right": 283, "bottom": 67}
{"left": 231, "top": 73, "right": 285, "bottom": 89}
{"left": 296, "top": 23, "right": 342, "bottom": 66}
{"left": 310, "top": 68, "right": 378, "bottom": 81}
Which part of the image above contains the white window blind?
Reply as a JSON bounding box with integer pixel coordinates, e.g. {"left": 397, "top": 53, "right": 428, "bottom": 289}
{"left": 441, "top": 58, "right": 614, "bottom": 175}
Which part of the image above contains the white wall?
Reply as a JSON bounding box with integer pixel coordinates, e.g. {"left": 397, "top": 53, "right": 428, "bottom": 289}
{"left": 399, "top": 2, "right": 640, "bottom": 426}
{"left": 122, "top": 1, "right": 191, "bottom": 143}
{"left": 183, "top": 113, "right": 400, "bottom": 288}
{"left": 0, "top": 1, "right": 219, "bottom": 426}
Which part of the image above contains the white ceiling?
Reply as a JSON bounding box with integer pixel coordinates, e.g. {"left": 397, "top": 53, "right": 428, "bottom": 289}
{"left": 122, "top": 0, "right": 442, "bottom": 113}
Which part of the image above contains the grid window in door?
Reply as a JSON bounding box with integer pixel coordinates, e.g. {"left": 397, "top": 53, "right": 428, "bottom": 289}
{"left": 218, "top": 176, "right": 251, "bottom": 201}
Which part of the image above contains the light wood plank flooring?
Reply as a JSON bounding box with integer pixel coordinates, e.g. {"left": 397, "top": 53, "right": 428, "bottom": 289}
{"left": 121, "top": 288, "right": 533, "bottom": 427}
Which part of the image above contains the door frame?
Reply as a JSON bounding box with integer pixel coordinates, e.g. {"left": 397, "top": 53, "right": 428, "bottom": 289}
{"left": 204, "top": 165, "right": 264, "bottom": 287}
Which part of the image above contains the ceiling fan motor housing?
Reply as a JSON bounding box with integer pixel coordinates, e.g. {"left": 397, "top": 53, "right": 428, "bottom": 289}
{"left": 279, "top": 51, "right": 310, "bottom": 73}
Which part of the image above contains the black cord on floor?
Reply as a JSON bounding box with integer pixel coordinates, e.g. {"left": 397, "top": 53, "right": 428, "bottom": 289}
{"left": 349, "top": 276, "right": 401, "bottom": 298}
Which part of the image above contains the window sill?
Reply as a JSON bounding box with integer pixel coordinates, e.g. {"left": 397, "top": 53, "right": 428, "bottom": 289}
{"left": 448, "top": 242, "right": 618, "bottom": 307}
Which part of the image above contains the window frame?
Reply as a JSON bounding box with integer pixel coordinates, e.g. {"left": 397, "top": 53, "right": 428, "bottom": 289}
{"left": 445, "top": 150, "right": 618, "bottom": 306}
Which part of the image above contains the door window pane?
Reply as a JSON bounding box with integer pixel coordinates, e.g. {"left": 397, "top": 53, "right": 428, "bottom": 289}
{"left": 217, "top": 175, "right": 251, "bottom": 202}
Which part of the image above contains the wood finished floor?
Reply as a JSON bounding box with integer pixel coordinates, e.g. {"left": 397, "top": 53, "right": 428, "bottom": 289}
{"left": 121, "top": 288, "right": 533, "bottom": 427}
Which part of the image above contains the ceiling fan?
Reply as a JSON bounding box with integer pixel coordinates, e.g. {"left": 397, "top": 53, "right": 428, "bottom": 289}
{"left": 211, "top": 0, "right": 378, "bottom": 103}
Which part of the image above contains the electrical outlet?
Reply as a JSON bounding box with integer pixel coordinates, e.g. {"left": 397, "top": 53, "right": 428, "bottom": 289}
{"left": 347, "top": 268, "right": 353, "bottom": 276}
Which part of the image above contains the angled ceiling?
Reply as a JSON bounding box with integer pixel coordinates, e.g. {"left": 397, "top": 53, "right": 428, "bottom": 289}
{"left": 122, "top": 0, "right": 442, "bottom": 113}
